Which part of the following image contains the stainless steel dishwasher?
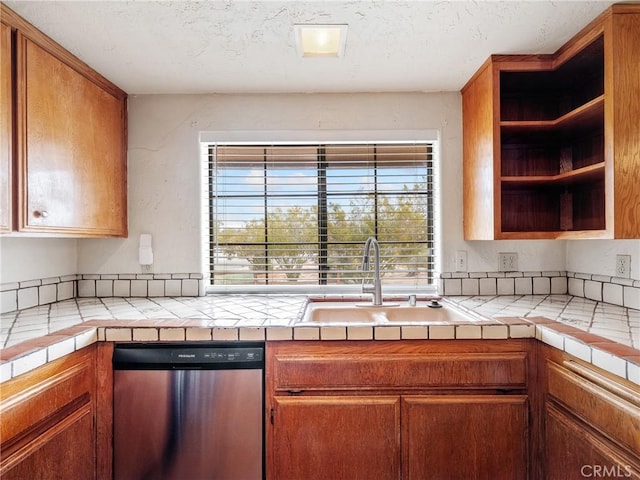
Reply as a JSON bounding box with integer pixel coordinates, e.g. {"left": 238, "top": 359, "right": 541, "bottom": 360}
{"left": 113, "top": 342, "right": 264, "bottom": 480}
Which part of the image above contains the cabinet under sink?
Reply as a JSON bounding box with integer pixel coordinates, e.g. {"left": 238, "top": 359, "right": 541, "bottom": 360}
{"left": 266, "top": 339, "right": 532, "bottom": 480}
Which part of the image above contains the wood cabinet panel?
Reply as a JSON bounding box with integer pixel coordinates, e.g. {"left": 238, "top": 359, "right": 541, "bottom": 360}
{"left": 0, "top": 4, "right": 127, "bottom": 237}
{"left": 17, "top": 35, "right": 126, "bottom": 236}
{"left": 270, "top": 396, "right": 401, "bottom": 480}
{"left": 0, "top": 346, "right": 98, "bottom": 479}
{"left": 273, "top": 352, "right": 527, "bottom": 392}
{"left": 269, "top": 340, "right": 528, "bottom": 393}
{"left": 0, "top": 347, "right": 95, "bottom": 446}
{"left": 95, "top": 342, "right": 114, "bottom": 480}
{"left": 547, "top": 361, "right": 640, "bottom": 456}
{"left": 0, "top": 21, "right": 12, "bottom": 232}
{"left": 1, "top": 404, "right": 95, "bottom": 480}
{"left": 609, "top": 11, "right": 640, "bottom": 238}
{"left": 402, "top": 395, "right": 529, "bottom": 480}
{"left": 462, "top": 59, "right": 498, "bottom": 240}
{"left": 540, "top": 344, "right": 640, "bottom": 480}
{"left": 545, "top": 403, "right": 640, "bottom": 480}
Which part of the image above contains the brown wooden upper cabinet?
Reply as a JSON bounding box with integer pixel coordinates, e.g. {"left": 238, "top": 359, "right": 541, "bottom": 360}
{"left": 1, "top": 5, "right": 127, "bottom": 237}
{"left": 462, "top": 4, "right": 640, "bottom": 240}
{"left": 1, "top": 21, "right": 12, "bottom": 233}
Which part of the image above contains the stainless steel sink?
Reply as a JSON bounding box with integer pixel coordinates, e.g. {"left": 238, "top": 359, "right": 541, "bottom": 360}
{"left": 298, "top": 299, "right": 483, "bottom": 324}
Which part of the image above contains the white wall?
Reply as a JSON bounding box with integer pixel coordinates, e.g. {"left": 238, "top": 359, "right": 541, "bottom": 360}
{"left": 0, "top": 237, "right": 77, "bottom": 283}
{"left": 5, "top": 92, "right": 634, "bottom": 285}
{"left": 567, "top": 240, "right": 640, "bottom": 280}
{"left": 77, "top": 92, "right": 566, "bottom": 277}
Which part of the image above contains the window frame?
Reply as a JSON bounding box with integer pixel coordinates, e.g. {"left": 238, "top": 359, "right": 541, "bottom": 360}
{"left": 200, "top": 131, "right": 440, "bottom": 295}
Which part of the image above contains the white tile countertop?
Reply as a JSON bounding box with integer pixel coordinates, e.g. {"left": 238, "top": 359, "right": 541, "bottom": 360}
{"left": 1, "top": 294, "right": 638, "bottom": 385}
{"left": 450, "top": 294, "right": 639, "bottom": 348}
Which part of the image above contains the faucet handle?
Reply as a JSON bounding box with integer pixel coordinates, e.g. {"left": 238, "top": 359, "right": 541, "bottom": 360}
{"left": 362, "top": 283, "right": 375, "bottom": 293}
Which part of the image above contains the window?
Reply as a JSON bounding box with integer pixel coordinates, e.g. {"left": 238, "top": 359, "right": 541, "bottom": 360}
{"left": 205, "top": 141, "right": 437, "bottom": 293}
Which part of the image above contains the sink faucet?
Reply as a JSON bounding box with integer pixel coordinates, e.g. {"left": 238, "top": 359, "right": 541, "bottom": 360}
{"left": 361, "top": 237, "right": 383, "bottom": 306}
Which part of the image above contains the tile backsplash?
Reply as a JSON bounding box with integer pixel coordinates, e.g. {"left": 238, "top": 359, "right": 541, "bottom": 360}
{"left": 1, "top": 273, "right": 204, "bottom": 314}
{"left": 77, "top": 273, "right": 203, "bottom": 298}
{"left": 2, "top": 270, "right": 638, "bottom": 315}
{"left": 439, "top": 271, "right": 568, "bottom": 296}
{"left": 1, "top": 275, "right": 77, "bottom": 313}
{"left": 567, "top": 272, "right": 640, "bottom": 310}
{"left": 439, "top": 271, "right": 640, "bottom": 310}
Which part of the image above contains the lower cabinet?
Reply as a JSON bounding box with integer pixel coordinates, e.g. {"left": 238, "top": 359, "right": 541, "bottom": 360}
{"left": 4, "top": 335, "right": 638, "bottom": 479}
{"left": 541, "top": 346, "right": 640, "bottom": 479}
{"left": 271, "top": 396, "right": 401, "bottom": 480}
{"left": 267, "top": 340, "right": 532, "bottom": 480}
{"left": 402, "top": 395, "right": 528, "bottom": 480}
{"left": 1, "top": 406, "right": 95, "bottom": 480}
{"left": 545, "top": 404, "right": 639, "bottom": 480}
{"left": 270, "top": 394, "right": 528, "bottom": 480}
{"left": 0, "top": 346, "right": 100, "bottom": 479}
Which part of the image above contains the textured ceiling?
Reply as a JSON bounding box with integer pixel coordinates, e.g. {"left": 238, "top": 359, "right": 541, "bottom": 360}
{"left": 4, "top": 0, "right": 617, "bottom": 94}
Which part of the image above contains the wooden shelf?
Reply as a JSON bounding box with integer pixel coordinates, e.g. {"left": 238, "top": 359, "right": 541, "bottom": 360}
{"left": 500, "top": 95, "right": 604, "bottom": 132}
{"left": 501, "top": 162, "right": 604, "bottom": 187}
{"left": 498, "top": 229, "right": 610, "bottom": 240}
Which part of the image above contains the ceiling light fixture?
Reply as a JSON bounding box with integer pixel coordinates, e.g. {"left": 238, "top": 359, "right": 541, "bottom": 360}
{"left": 294, "top": 24, "right": 348, "bottom": 58}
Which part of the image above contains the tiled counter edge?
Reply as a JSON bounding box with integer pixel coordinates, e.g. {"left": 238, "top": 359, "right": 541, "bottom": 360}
{"left": 1, "top": 318, "right": 638, "bottom": 387}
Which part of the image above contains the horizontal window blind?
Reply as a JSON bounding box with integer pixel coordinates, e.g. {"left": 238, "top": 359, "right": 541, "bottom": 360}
{"left": 207, "top": 142, "right": 436, "bottom": 291}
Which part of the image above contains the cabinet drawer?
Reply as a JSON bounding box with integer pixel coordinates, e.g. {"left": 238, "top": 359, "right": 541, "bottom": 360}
{"left": 0, "top": 347, "right": 95, "bottom": 451}
{"left": 269, "top": 342, "right": 528, "bottom": 392}
{"left": 547, "top": 360, "right": 640, "bottom": 455}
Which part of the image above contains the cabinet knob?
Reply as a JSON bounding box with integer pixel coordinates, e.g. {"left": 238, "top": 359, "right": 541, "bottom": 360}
{"left": 34, "top": 210, "right": 49, "bottom": 218}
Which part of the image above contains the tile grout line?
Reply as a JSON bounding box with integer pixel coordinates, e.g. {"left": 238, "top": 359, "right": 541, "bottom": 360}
{"left": 44, "top": 303, "right": 53, "bottom": 334}
{"left": 2, "top": 313, "right": 17, "bottom": 349}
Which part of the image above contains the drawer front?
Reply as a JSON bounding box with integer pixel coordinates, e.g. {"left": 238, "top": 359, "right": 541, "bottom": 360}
{"left": 0, "top": 348, "right": 95, "bottom": 450}
{"left": 272, "top": 352, "right": 527, "bottom": 391}
{"left": 547, "top": 360, "right": 640, "bottom": 455}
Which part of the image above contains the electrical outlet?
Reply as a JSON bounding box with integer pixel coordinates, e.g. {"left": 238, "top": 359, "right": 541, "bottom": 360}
{"left": 498, "top": 252, "right": 518, "bottom": 272}
{"left": 455, "top": 250, "right": 468, "bottom": 272}
{"left": 615, "top": 254, "right": 631, "bottom": 278}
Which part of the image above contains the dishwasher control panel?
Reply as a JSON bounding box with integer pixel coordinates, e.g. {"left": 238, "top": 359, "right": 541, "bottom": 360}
{"left": 113, "top": 342, "right": 265, "bottom": 370}
{"left": 171, "top": 347, "right": 263, "bottom": 363}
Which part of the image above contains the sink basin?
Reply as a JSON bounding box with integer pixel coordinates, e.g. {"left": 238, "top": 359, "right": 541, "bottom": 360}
{"left": 299, "top": 299, "right": 481, "bottom": 324}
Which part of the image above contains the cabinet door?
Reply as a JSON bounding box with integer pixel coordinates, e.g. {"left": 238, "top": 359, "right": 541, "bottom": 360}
{"left": 1, "top": 404, "right": 95, "bottom": 480}
{"left": 0, "top": 22, "right": 11, "bottom": 232}
{"left": 0, "top": 347, "right": 98, "bottom": 479}
{"left": 462, "top": 60, "right": 497, "bottom": 241}
{"left": 270, "top": 396, "right": 401, "bottom": 480}
{"left": 545, "top": 403, "right": 640, "bottom": 480}
{"left": 402, "top": 395, "right": 529, "bottom": 480}
{"left": 17, "top": 35, "right": 126, "bottom": 236}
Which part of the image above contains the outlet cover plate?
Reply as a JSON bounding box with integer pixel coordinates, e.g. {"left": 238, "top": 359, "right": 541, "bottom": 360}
{"left": 499, "top": 252, "right": 518, "bottom": 272}
{"left": 455, "top": 250, "right": 468, "bottom": 272}
{"left": 616, "top": 254, "right": 631, "bottom": 278}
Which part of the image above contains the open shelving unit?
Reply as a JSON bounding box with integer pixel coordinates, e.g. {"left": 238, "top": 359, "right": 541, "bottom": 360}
{"left": 462, "top": 4, "right": 640, "bottom": 240}
{"left": 498, "top": 35, "right": 605, "bottom": 235}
